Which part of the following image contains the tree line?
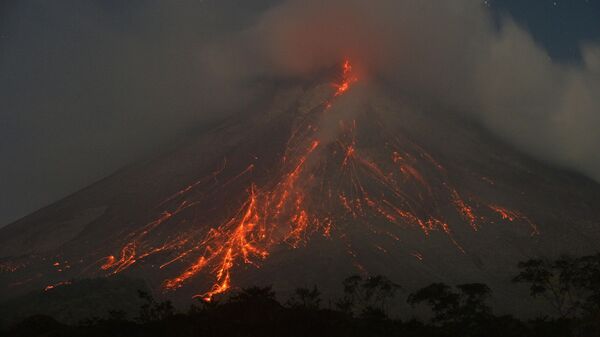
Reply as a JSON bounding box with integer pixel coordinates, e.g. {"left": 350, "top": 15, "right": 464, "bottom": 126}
{"left": 2, "top": 253, "right": 599, "bottom": 337}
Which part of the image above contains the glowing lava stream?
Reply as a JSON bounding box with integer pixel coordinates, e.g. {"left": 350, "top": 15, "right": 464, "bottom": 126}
{"left": 97, "top": 58, "right": 538, "bottom": 301}
{"left": 164, "top": 139, "right": 321, "bottom": 301}
{"left": 157, "top": 59, "right": 355, "bottom": 301}
{"left": 334, "top": 59, "right": 358, "bottom": 97}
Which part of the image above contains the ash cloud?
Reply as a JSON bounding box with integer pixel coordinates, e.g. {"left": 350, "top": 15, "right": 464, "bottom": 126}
{"left": 238, "top": 0, "right": 600, "bottom": 182}
{"left": 1, "top": 0, "right": 599, "bottom": 226}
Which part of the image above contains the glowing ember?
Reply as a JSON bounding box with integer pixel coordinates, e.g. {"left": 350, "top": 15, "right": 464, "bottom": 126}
{"left": 451, "top": 189, "right": 479, "bottom": 231}
{"left": 489, "top": 204, "right": 539, "bottom": 235}
{"left": 333, "top": 59, "right": 358, "bottom": 97}
{"left": 0, "top": 262, "right": 22, "bottom": 273}
{"left": 44, "top": 280, "right": 72, "bottom": 292}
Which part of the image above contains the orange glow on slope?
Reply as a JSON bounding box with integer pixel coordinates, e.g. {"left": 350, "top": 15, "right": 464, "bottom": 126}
{"left": 93, "top": 58, "right": 538, "bottom": 301}
{"left": 44, "top": 280, "right": 72, "bottom": 292}
{"left": 489, "top": 204, "right": 539, "bottom": 236}
{"left": 161, "top": 139, "right": 321, "bottom": 300}
{"left": 451, "top": 189, "right": 479, "bottom": 231}
{"left": 333, "top": 59, "right": 358, "bottom": 97}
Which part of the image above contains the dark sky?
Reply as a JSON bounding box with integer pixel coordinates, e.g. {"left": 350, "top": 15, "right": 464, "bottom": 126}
{"left": 1, "top": 0, "right": 599, "bottom": 227}
{"left": 490, "top": 0, "right": 600, "bottom": 62}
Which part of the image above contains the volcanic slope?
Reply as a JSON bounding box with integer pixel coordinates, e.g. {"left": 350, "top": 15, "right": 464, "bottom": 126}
{"left": 1, "top": 61, "right": 599, "bottom": 314}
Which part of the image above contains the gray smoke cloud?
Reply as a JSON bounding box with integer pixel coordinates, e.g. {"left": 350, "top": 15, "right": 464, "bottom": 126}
{"left": 237, "top": 0, "right": 600, "bottom": 181}
{"left": 1, "top": 0, "right": 599, "bottom": 226}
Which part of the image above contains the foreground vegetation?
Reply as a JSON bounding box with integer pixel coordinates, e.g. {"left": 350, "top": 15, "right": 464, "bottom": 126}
{"left": 2, "top": 254, "right": 599, "bottom": 337}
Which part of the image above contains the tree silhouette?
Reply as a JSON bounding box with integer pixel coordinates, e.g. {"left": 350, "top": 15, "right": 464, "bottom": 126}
{"left": 407, "top": 282, "right": 492, "bottom": 325}
{"left": 513, "top": 256, "right": 592, "bottom": 318}
{"left": 572, "top": 253, "right": 600, "bottom": 313}
{"left": 136, "top": 290, "right": 174, "bottom": 323}
{"left": 336, "top": 275, "right": 400, "bottom": 318}
{"left": 455, "top": 283, "right": 492, "bottom": 320}
{"left": 407, "top": 282, "right": 460, "bottom": 323}
{"left": 228, "top": 285, "right": 276, "bottom": 304}
{"left": 286, "top": 286, "right": 321, "bottom": 310}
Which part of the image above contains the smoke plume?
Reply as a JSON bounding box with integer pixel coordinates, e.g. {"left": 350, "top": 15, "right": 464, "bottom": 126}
{"left": 237, "top": 0, "right": 600, "bottom": 182}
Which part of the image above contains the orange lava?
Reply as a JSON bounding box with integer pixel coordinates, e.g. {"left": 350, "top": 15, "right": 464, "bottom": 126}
{"left": 162, "top": 138, "right": 321, "bottom": 300}
{"left": 44, "top": 280, "right": 72, "bottom": 292}
{"left": 489, "top": 204, "right": 539, "bottom": 235}
{"left": 451, "top": 189, "right": 479, "bottom": 231}
{"left": 95, "top": 59, "right": 538, "bottom": 301}
{"left": 333, "top": 59, "right": 358, "bottom": 97}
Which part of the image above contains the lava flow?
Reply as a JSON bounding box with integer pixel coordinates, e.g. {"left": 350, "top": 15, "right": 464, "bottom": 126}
{"left": 96, "top": 58, "right": 539, "bottom": 301}
{"left": 334, "top": 59, "right": 358, "bottom": 97}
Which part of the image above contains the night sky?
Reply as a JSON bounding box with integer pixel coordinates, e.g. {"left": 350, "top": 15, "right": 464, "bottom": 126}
{"left": 490, "top": 0, "right": 600, "bottom": 62}
{"left": 1, "top": 0, "right": 599, "bottom": 227}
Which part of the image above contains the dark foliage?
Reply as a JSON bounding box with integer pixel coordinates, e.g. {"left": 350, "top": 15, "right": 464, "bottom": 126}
{"left": 2, "top": 255, "right": 600, "bottom": 337}
{"left": 286, "top": 286, "right": 322, "bottom": 310}
{"left": 336, "top": 274, "right": 400, "bottom": 318}
{"left": 513, "top": 254, "right": 600, "bottom": 318}
{"left": 137, "top": 290, "right": 175, "bottom": 323}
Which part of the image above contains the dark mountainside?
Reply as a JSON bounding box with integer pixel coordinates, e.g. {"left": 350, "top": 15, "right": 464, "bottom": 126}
{"left": 1, "top": 62, "right": 599, "bottom": 322}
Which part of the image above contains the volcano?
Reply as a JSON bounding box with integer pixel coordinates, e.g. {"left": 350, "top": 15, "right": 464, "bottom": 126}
{"left": 1, "top": 60, "right": 599, "bottom": 313}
